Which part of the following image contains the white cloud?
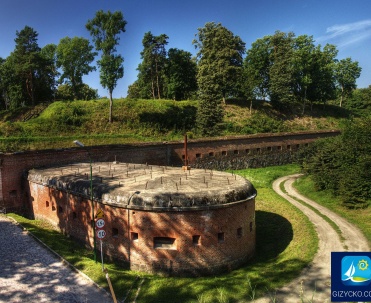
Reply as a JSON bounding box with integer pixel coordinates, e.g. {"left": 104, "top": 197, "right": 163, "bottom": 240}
{"left": 318, "top": 19, "right": 371, "bottom": 48}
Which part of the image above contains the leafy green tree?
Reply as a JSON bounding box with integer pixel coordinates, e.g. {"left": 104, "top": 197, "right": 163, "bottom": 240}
{"left": 86, "top": 10, "right": 126, "bottom": 122}
{"left": 269, "top": 31, "right": 296, "bottom": 109}
{"left": 0, "top": 26, "right": 56, "bottom": 108}
{"left": 244, "top": 36, "right": 271, "bottom": 101}
{"left": 306, "top": 44, "right": 338, "bottom": 108}
{"left": 136, "top": 32, "right": 169, "bottom": 99}
{"left": 193, "top": 22, "right": 245, "bottom": 135}
{"left": 165, "top": 48, "right": 197, "bottom": 100}
{"left": 193, "top": 22, "right": 246, "bottom": 104}
{"left": 334, "top": 57, "right": 362, "bottom": 107}
{"left": 345, "top": 86, "right": 371, "bottom": 114}
{"left": 292, "top": 35, "right": 316, "bottom": 113}
{"left": 56, "top": 37, "right": 97, "bottom": 99}
{"left": 303, "top": 117, "right": 371, "bottom": 208}
{"left": 12, "top": 26, "right": 42, "bottom": 105}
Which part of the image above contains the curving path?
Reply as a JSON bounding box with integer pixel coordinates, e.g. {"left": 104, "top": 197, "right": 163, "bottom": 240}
{"left": 255, "top": 174, "right": 369, "bottom": 303}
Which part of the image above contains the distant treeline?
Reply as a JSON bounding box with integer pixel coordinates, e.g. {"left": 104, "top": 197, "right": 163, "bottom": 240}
{"left": 0, "top": 16, "right": 366, "bottom": 134}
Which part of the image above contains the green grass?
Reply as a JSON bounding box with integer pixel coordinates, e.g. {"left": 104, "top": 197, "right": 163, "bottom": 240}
{"left": 0, "top": 98, "right": 347, "bottom": 152}
{"left": 294, "top": 175, "right": 371, "bottom": 248}
{"left": 6, "top": 164, "right": 318, "bottom": 302}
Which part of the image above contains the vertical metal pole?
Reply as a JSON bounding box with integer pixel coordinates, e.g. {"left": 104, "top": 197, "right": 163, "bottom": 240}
{"left": 90, "top": 158, "right": 97, "bottom": 263}
{"left": 100, "top": 239, "right": 104, "bottom": 272}
{"left": 184, "top": 133, "right": 188, "bottom": 167}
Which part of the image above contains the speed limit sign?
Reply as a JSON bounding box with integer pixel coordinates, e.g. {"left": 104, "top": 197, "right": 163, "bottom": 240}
{"left": 96, "top": 218, "right": 105, "bottom": 229}
{"left": 96, "top": 229, "right": 106, "bottom": 239}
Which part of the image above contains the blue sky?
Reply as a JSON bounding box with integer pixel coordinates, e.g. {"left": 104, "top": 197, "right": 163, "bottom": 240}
{"left": 1, "top": 0, "right": 371, "bottom": 98}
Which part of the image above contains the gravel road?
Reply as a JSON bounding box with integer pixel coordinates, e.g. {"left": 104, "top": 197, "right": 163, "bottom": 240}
{"left": 0, "top": 215, "right": 112, "bottom": 303}
{"left": 254, "top": 174, "right": 369, "bottom": 303}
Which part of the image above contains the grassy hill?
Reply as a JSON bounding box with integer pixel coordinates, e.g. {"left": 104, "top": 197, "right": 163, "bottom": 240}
{"left": 0, "top": 98, "right": 350, "bottom": 152}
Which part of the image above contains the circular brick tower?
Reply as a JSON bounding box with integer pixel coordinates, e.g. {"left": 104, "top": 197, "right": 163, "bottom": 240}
{"left": 28, "top": 162, "right": 256, "bottom": 276}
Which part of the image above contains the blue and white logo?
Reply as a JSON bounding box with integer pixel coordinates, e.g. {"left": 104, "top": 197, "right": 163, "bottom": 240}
{"left": 342, "top": 256, "right": 371, "bottom": 286}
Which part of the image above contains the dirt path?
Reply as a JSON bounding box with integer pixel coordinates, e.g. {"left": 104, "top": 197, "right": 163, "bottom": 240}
{"left": 254, "top": 174, "right": 369, "bottom": 303}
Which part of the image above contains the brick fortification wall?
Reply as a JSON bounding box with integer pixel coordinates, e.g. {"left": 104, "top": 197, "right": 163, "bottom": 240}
{"left": 28, "top": 168, "right": 256, "bottom": 277}
{"left": 0, "top": 130, "right": 339, "bottom": 213}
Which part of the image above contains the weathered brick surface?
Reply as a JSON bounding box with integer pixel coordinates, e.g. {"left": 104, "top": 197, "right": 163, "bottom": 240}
{"left": 0, "top": 130, "right": 339, "bottom": 212}
{"left": 28, "top": 180, "right": 255, "bottom": 276}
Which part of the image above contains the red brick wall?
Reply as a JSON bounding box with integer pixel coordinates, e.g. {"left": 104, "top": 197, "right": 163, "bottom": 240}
{"left": 28, "top": 181, "right": 255, "bottom": 276}
{"left": 0, "top": 130, "right": 339, "bottom": 212}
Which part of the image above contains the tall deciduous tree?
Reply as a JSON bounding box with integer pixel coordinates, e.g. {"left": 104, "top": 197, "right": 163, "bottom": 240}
{"left": 269, "top": 31, "right": 296, "bottom": 109}
{"left": 193, "top": 22, "right": 246, "bottom": 104}
{"left": 137, "top": 32, "right": 168, "bottom": 99}
{"left": 56, "top": 37, "right": 97, "bottom": 100}
{"left": 334, "top": 58, "right": 362, "bottom": 107}
{"left": 244, "top": 36, "right": 271, "bottom": 101}
{"left": 166, "top": 48, "right": 197, "bottom": 100}
{"left": 193, "top": 22, "right": 245, "bottom": 135}
{"left": 86, "top": 10, "right": 126, "bottom": 122}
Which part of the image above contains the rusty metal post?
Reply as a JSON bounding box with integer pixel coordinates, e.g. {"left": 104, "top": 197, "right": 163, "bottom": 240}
{"left": 182, "top": 133, "right": 190, "bottom": 170}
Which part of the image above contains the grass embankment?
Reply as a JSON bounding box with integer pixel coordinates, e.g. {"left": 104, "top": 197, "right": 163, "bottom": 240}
{"left": 0, "top": 98, "right": 345, "bottom": 152}
{"left": 7, "top": 164, "right": 318, "bottom": 303}
{"left": 294, "top": 175, "right": 371, "bottom": 248}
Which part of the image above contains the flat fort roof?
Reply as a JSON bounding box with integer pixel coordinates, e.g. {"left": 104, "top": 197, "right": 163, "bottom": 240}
{"left": 28, "top": 162, "right": 256, "bottom": 209}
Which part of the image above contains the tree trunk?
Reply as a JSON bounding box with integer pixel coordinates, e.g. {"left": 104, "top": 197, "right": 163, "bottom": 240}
{"left": 340, "top": 86, "right": 344, "bottom": 107}
{"left": 109, "top": 90, "right": 113, "bottom": 123}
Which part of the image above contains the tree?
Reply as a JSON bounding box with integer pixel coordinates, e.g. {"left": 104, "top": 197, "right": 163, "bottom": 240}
{"left": 56, "top": 37, "right": 97, "bottom": 100}
{"left": 244, "top": 36, "right": 271, "bottom": 101}
{"left": 137, "top": 32, "right": 168, "bottom": 99}
{"left": 166, "top": 48, "right": 197, "bottom": 100}
{"left": 193, "top": 22, "right": 245, "bottom": 135}
{"left": 38, "top": 44, "right": 59, "bottom": 101}
{"left": 13, "top": 26, "right": 42, "bottom": 106}
{"left": 193, "top": 22, "right": 246, "bottom": 104}
{"left": 302, "top": 117, "right": 371, "bottom": 208}
{"left": 292, "top": 35, "right": 316, "bottom": 114}
{"left": 334, "top": 58, "right": 362, "bottom": 107}
{"left": 269, "top": 31, "right": 296, "bottom": 109}
{"left": 306, "top": 44, "right": 338, "bottom": 108}
{"left": 0, "top": 26, "right": 56, "bottom": 108}
{"left": 86, "top": 10, "right": 126, "bottom": 122}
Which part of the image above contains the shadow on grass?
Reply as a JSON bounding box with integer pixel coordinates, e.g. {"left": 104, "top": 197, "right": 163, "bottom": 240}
{"left": 128, "top": 210, "right": 302, "bottom": 303}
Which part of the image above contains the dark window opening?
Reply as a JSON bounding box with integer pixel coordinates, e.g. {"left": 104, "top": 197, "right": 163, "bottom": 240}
{"left": 131, "top": 232, "right": 139, "bottom": 241}
{"left": 257, "top": 148, "right": 261, "bottom": 153}
{"left": 112, "top": 228, "right": 119, "bottom": 238}
{"left": 209, "top": 152, "right": 214, "bottom": 157}
{"left": 278, "top": 146, "right": 282, "bottom": 151}
{"left": 245, "top": 149, "right": 250, "bottom": 154}
{"left": 193, "top": 235, "right": 201, "bottom": 245}
{"left": 196, "top": 153, "right": 201, "bottom": 158}
{"left": 52, "top": 203, "right": 56, "bottom": 211}
{"left": 46, "top": 201, "right": 50, "bottom": 207}
{"left": 222, "top": 151, "right": 227, "bottom": 156}
{"left": 154, "top": 237, "right": 176, "bottom": 249}
{"left": 234, "top": 150, "right": 239, "bottom": 155}
{"left": 218, "top": 232, "right": 225, "bottom": 243}
{"left": 267, "top": 147, "right": 272, "bottom": 151}
{"left": 9, "top": 190, "right": 17, "bottom": 198}
{"left": 287, "top": 145, "right": 291, "bottom": 150}
{"left": 182, "top": 155, "right": 185, "bottom": 160}
{"left": 237, "top": 227, "right": 243, "bottom": 238}
{"left": 72, "top": 212, "right": 77, "bottom": 219}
